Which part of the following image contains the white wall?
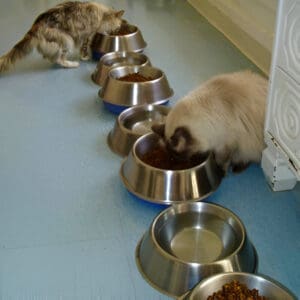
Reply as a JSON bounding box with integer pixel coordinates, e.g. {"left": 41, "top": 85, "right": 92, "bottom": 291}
{"left": 188, "top": 0, "right": 278, "bottom": 75}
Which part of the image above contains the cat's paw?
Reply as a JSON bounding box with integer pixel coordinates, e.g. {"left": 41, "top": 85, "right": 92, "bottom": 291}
{"left": 58, "top": 60, "right": 80, "bottom": 68}
{"left": 80, "top": 55, "right": 90, "bottom": 61}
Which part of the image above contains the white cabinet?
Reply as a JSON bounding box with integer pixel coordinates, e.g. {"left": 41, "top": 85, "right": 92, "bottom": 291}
{"left": 262, "top": 0, "right": 300, "bottom": 190}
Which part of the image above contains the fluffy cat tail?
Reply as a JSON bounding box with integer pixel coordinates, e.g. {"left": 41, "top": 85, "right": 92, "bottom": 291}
{"left": 0, "top": 30, "right": 36, "bottom": 72}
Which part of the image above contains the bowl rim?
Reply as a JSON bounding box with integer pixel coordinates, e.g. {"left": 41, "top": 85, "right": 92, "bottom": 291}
{"left": 135, "top": 236, "right": 258, "bottom": 299}
{"left": 117, "top": 104, "right": 170, "bottom": 135}
{"left": 132, "top": 132, "right": 211, "bottom": 172}
{"left": 99, "top": 51, "right": 150, "bottom": 68}
{"left": 119, "top": 133, "right": 222, "bottom": 204}
{"left": 149, "top": 202, "right": 248, "bottom": 265}
{"left": 108, "top": 65, "right": 165, "bottom": 84}
{"left": 102, "top": 24, "right": 139, "bottom": 37}
{"left": 183, "top": 271, "right": 297, "bottom": 300}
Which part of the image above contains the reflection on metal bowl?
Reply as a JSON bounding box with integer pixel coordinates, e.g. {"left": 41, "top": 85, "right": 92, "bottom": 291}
{"left": 182, "top": 272, "right": 297, "bottom": 300}
{"left": 91, "top": 24, "right": 147, "bottom": 60}
{"left": 99, "top": 65, "right": 173, "bottom": 114}
{"left": 107, "top": 104, "right": 170, "bottom": 157}
{"left": 136, "top": 202, "right": 257, "bottom": 298}
{"left": 92, "top": 51, "right": 151, "bottom": 86}
{"left": 120, "top": 133, "right": 223, "bottom": 204}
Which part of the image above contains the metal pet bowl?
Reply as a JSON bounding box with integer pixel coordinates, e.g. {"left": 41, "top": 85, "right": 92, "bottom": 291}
{"left": 120, "top": 132, "right": 223, "bottom": 204}
{"left": 99, "top": 65, "right": 173, "bottom": 114}
{"left": 91, "top": 23, "right": 147, "bottom": 60}
{"left": 135, "top": 202, "right": 257, "bottom": 298}
{"left": 107, "top": 104, "right": 170, "bottom": 157}
{"left": 92, "top": 51, "right": 151, "bottom": 86}
{"left": 182, "top": 272, "right": 296, "bottom": 300}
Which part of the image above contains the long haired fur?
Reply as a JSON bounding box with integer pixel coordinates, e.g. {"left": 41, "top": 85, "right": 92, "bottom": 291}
{"left": 0, "top": 1, "right": 124, "bottom": 72}
{"left": 152, "top": 70, "right": 269, "bottom": 173}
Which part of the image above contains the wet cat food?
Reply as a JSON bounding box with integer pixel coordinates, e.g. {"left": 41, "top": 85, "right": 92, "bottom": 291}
{"left": 140, "top": 144, "right": 204, "bottom": 170}
{"left": 117, "top": 73, "right": 153, "bottom": 82}
{"left": 207, "top": 280, "right": 269, "bottom": 300}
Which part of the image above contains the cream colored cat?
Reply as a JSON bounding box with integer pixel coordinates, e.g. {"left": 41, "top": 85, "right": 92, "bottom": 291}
{"left": 152, "top": 70, "right": 269, "bottom": 173}
{"left": 0, "top": 1, "right": 124, "bottom": 71}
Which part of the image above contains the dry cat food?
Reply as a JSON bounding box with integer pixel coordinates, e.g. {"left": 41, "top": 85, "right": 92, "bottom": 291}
{"left": 207, "top": 280, "right": 269, "bottom": 300}
{"left": 117, "top": 72, "right": 153, "bottom": 82}
{"left": 139, "top": 144, "right": 204, "bottom": 170}
{"left": 111, "top": 24, "right": 135, "bottom": 35}
{"left": 111, "top": 22, "right": 136, "bottom": 35}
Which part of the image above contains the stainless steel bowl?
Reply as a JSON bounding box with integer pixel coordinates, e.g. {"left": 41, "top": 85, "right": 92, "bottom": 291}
{"left": 120, "top": 133, "right": 223, "bottom": 204}
{"left": 99, "top": 65, "right": 173, "bottom": 114}
{"left": 91, "top": 23, "right": 147, "bottom": 60}
{"left": 91, "top": 51, "right": 151, "bottom": 86}
{"left": 135, "top": 202, "right": 257, "bottom": 298}
{"left": 107, "top": 104, "right": 170, "bottom": 157}
{"left": 182, "top": 272, "right": 296, "bottom": 300}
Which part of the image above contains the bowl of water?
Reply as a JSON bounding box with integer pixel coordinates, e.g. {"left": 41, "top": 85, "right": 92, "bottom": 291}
{"left": 107, "top": 104, "right": 170, "bottom": 157}
{"left": 135, "top": 202, "right": 257, "bottom": 298}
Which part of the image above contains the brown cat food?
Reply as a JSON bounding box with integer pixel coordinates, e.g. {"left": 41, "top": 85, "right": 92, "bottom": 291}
{"left": 111, "top": 25, "right": 134, "bottom": 35}
{"left": 117, "top": 73, "right": 153, "bottom": 82}
{"left": 140, "top": 144, "right": 204, "bottom": 170}
{"left": 207, "top": 280, "right": 269, "bottom": 300}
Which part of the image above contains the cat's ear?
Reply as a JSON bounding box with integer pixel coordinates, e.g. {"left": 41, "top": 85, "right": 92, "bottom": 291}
{"left": 115, "top": 10, "right": 125, "bottom": 18}
{"left": 151, "top": 123, "right": 165, "bottom": 138}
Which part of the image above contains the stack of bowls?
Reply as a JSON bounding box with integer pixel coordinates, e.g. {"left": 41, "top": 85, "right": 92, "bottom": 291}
{"left": 91, "top": 21, "right": 173, "bottom": 114}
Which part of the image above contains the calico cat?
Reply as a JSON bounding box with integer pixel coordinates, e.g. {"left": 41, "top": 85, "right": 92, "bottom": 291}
{"left": 0, "top": 1, "right": 124, "bottom": 71}
{"left": 152, "top": 70, "right": 269, "bottom": 173}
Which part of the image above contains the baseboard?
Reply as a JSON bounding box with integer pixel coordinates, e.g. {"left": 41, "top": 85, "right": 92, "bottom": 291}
{"left": 188, "top": 0, "right": 275, "bottom": 75}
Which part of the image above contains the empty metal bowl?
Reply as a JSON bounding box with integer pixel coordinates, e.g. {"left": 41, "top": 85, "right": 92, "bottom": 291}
{"left": 99, "top": 65, "right": 173, "bottom": 114}
{"left": 135, "top": 202, "right": 257, "bottom": 298}
{"left": 91, "top": 23, "right": 147, "bottom": 60}
{"left": 182, "top": 272, "right": 296, "bottom": 299}
{"left": 120, "top": 132, "right": 223, "bottom": 204}
{"left": 107, "top": 104, "right": 170, "bottom": 157}
{"left": 92, "top": 51, "right": 151, "bottom": 86}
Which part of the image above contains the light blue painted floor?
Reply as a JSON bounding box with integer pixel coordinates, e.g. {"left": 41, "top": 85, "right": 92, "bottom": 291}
{"left": 0, "top": 0, "right": 299, "bottom": 299}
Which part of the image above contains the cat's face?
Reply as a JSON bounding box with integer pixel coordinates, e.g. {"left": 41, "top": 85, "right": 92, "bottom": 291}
{"left": 100, "top": 10, "right": 124, "bottom": 34}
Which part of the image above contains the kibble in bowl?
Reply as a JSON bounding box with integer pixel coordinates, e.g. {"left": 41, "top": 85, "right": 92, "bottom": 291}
{"left": 91, "top": 23, "right": 147, "bottom": 60}
{"left": 99, "top": 65, "right": 173, "bottom": 114}
{"left": 91, "top": 52, "right": 151, "bottom": 86}
{"left": 183, "top": 272, "right": 296, "bottom": 300}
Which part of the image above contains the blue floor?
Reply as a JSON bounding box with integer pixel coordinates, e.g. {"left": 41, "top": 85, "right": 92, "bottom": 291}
{"left": 0, "top": 0, "right": 299, "bottom": 299}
